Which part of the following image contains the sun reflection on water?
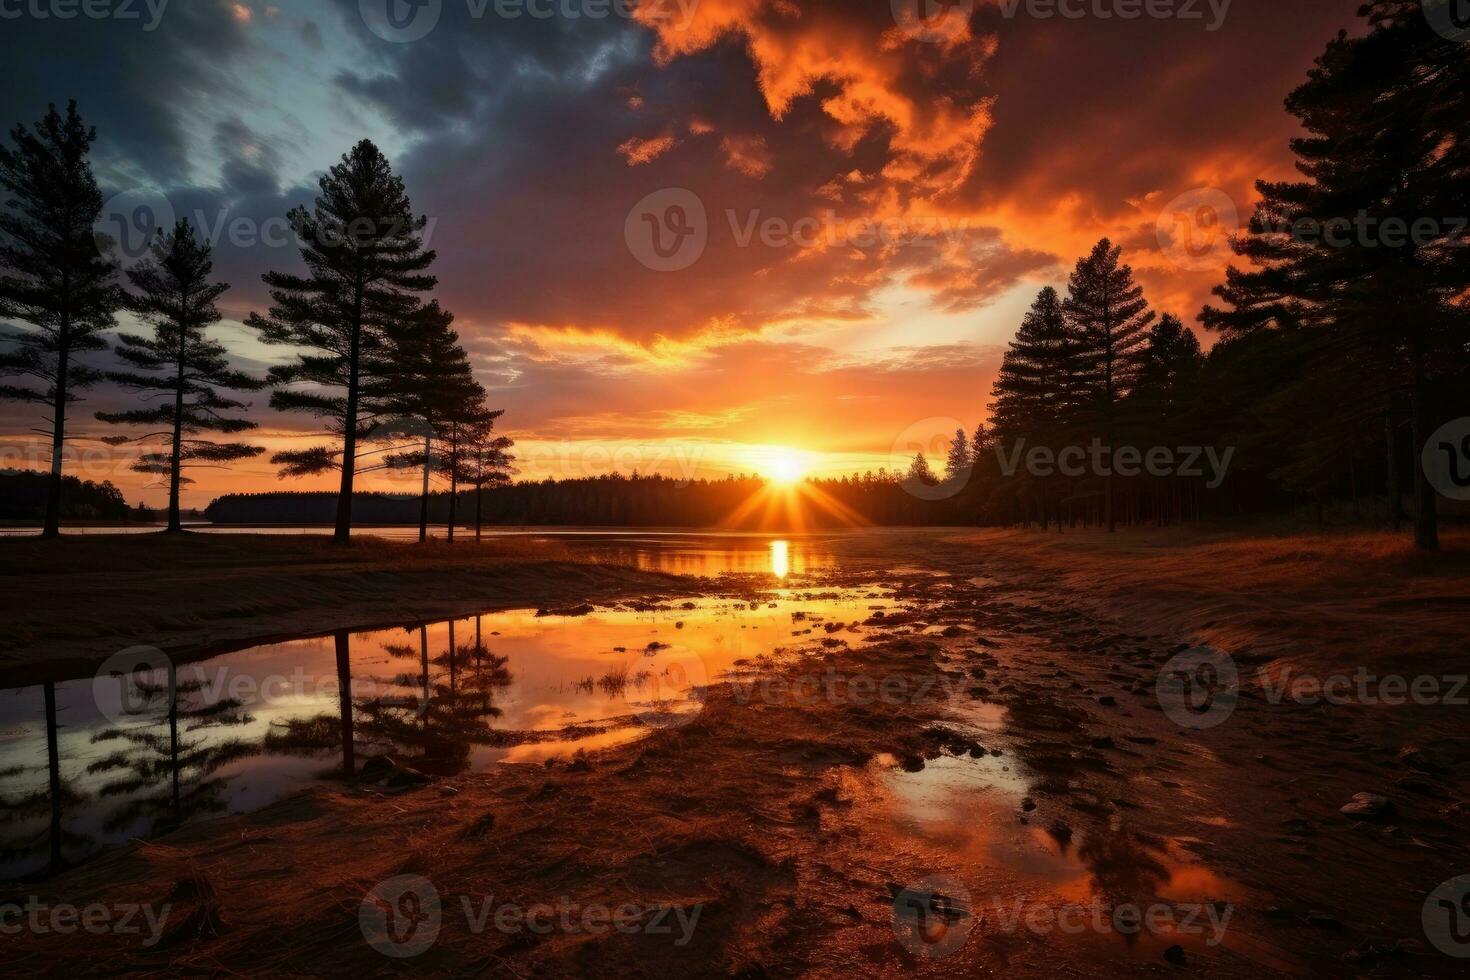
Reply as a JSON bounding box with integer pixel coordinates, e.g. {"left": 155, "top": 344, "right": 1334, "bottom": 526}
{"left": 770, "top": 539, "right": 790, "bottom": 579}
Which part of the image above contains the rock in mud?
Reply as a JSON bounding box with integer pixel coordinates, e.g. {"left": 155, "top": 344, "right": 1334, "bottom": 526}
{"left": 1163, "top": 944, "right": 1187, "bottom": 965}
{"left": 1339, "top": 793, "right": 1394, "bottom": 819}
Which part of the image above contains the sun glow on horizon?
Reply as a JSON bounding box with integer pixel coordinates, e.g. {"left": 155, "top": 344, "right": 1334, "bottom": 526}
{"left": 749, "top": 446, "right": 811, "bottom": 486}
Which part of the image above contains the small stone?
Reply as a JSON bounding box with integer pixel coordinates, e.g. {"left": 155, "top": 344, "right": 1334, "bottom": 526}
{"left": 1163, "top": 944, "right": 1187, "bottom": 965}
{"left": 1020, "top": 797, "right": 1036, "bottom": 812}
{"left": 1339, "top": 793, "right": 1394, "bottom": 819}
{"left": 1098, "top": 695, "right": 1118, "bottom": 707}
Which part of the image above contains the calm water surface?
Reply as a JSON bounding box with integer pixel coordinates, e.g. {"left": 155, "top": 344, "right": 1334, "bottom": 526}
{"left": 0, "top": 532, "right": 877, "bottom": 878}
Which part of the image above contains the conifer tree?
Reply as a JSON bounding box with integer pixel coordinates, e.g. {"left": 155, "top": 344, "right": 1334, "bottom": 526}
{"left": 96, "top": 218, "right": 264, "bottom": 531}
{"left": 944, "top": 428, "right": 970, "bottom": 482}
{"left": 247, "top": 140, "right": 436, "bottom": 543}
{"left": 1064, "top": 240, "right": 1155, "bottom": 531}
{"left": 1202, "top": 0, "right": 1470, "bottom": 550}
{"left": 0, "top": 101, "right": 120, "bottom": 537}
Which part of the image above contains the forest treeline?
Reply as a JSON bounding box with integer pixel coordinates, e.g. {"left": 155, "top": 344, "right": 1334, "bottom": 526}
{"left": 205, "top": 471, "right": 958, "bottom": 528}
{"left": 970, "top": 1, "right": 1469, "bottom": 549}
{"left": 0, "top": 111, "right": 514, "bottom": 542}
{"left": 3, "top": 1, "right": 1468, "bottom": 548}
{"left": 0, "top": 469, "right": 130, "bottom": 522}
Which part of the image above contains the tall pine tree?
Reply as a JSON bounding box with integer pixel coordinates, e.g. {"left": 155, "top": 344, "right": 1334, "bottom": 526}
{"left": 247, "top": 140, "right": 436, "bottom": 543}
{"left": 1202, "top": 0, "right": 1470, "bottom": 550}
{"left": 1064, "top": 240, "right": 1155, "bottom": 531}
{"left": 96, "top": 218, "right": 264, "bottom": 531}
{"left": 0, "top": 101, "right": 120, "bottom": 537}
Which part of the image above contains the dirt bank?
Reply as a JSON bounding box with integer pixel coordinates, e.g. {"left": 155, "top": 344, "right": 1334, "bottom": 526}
{"left": 5, "top": 527, "right": 1469, "bottom": 976}
{"left": 0, "top": 533, "right": 691, "bottom": 685}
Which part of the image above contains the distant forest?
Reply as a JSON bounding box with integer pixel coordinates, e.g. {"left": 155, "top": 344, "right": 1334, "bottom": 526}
{"left": 0, "top": 470, "right": 132, "bottom": 522}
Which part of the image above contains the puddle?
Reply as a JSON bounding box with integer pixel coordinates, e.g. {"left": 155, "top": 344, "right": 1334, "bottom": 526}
{"left": 852, "top": 753, "right": 1303, "bottom": 972}
{"left": 0, "top": 589, "right": 893, "bottom": 879}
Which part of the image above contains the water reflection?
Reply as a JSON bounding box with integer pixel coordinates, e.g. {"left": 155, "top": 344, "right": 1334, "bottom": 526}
{"left": 770, "top": 539, "right": 790, "bottom": 579}
{"left": 0, "top": 589, "right": 889, "bottom": 879}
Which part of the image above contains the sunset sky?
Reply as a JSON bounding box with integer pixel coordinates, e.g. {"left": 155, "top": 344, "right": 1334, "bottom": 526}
{"left": 0, "top": 0, "right": 1364, "bottom": 507}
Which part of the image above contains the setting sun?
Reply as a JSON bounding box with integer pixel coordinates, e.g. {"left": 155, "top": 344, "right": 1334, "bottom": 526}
{"left": 758, "top": 448, "right": 809, "bottom": 486}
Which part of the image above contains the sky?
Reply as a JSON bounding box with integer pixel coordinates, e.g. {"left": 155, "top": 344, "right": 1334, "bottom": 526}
{"left": 0, "top": 0, "right": 1367, "bottom": 507}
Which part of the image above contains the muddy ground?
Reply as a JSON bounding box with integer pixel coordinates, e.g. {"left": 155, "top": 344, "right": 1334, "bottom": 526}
{"left": 5, "top": 526, "right": 1469, "bottom": 977}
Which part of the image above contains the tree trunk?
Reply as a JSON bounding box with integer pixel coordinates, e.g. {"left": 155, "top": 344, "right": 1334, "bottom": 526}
{"left": 44, "top": 680, "right": 62, "bottom": 870}
{"left": 1385, "top": 414, "right": 1404, "bottom": 530}
{"left": 334, "top": 283, "right": 366, "bottom": 544}
{"left": 418, "top": 433, "right": 431, "bottom": 543}
{"left": 43, "top": 338, "right": 70, "bottom": 539}
{"left": 1410, "top": 382, "right": 1440, "bottom": 551}
{"left": 335, "top": 631, "right": 355, "bottom": 777}
{"left": 475, "top": 486, "right": 483, "bottom": 542}
{"left": 167, "top": 326, "right": 187, "bottom": 532}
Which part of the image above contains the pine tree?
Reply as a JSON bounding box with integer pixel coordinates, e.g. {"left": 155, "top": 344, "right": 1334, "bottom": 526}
{"left": 457, "top": 417, "right": 516, "bottom": 542}
{"left": 905, "top": 452, "right": 937, "bottom": 486}
{"left": 247, "top": 140, "right": 436, "bottom": 543}
{"left": 1202, "top": 0, "right": 1470, "bottom": 550}
{"left": 944, "top": 428, "right": 970, "bottom": 482}
{"left": 0, "top": 101, "right": 120, "bottom": 537}
{"left": 374, "top": 301, "right": 479, "bottom": 542}
{"left": 1064, "top": 240, "right": 1155, "bottom": 531}
{"left": 989, "top": 286, "right": 1084, "bottom": 439}
{"left": 95, "top": 218, "right": 264, "bottom": 531}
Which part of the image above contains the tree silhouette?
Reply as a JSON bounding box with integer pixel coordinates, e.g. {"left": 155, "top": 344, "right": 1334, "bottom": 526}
{"left": 247, "top": 139, "right": 436, "bottom": 544}
{"left": 95, "top": 218, "right": 264, "bottom": 531}
{"left": 1202, "top": 0, "right": 1470, "bottom": 550}
{"left": 0, "top": 100, "right": 120, "bottom": 537}
{"left": 1064, "top": 240, "right": 1155, "bottom": 532}
{"left": 455, "top": 411, "right": 516, "bottom": 541}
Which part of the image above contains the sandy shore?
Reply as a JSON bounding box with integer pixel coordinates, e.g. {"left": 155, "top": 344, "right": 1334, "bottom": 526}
{"left": 6, "top": 526, "right": 1469, "bottom": 976}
